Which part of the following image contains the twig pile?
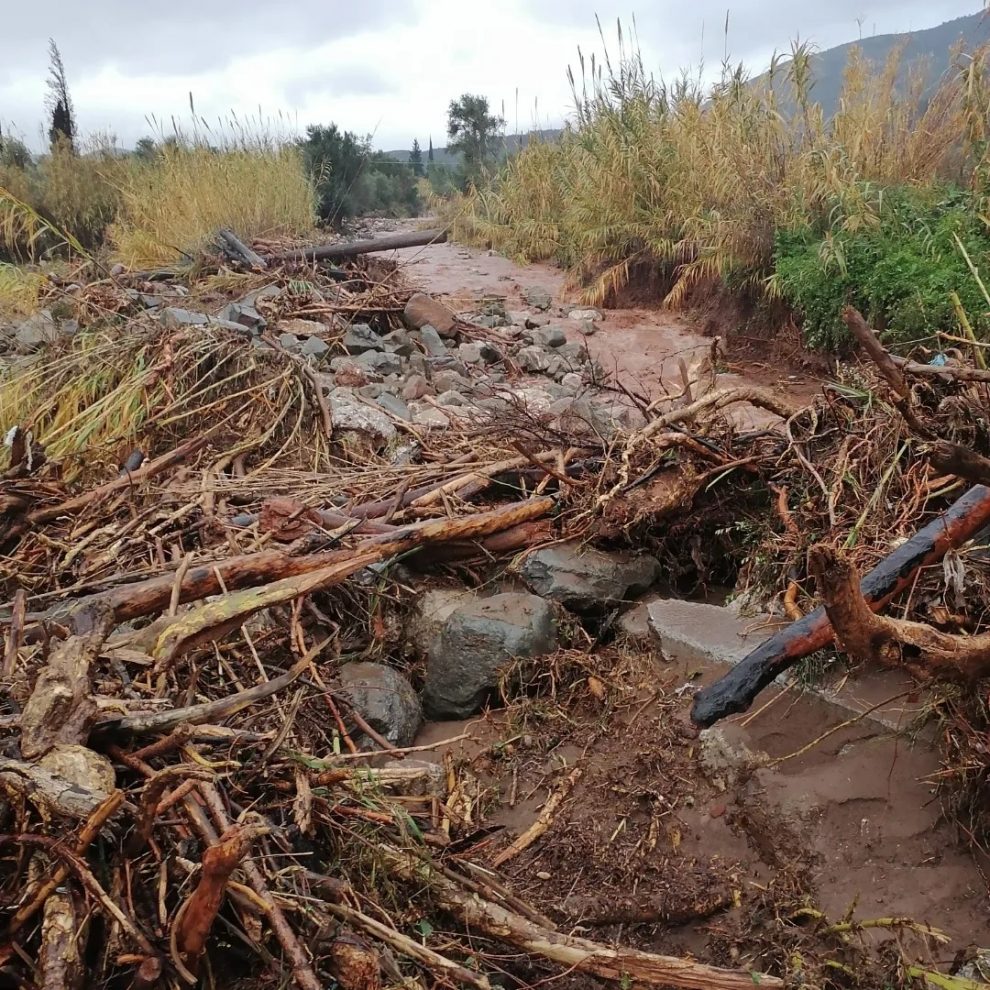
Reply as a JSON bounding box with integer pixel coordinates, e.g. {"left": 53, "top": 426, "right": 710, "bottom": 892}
{"left": 1, "top": 226, "right": 989, "bottom": 989}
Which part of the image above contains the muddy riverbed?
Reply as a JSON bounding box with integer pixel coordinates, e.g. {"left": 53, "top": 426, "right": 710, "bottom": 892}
{"left": 371, "top": 228, "right": 990, "bottom": 981}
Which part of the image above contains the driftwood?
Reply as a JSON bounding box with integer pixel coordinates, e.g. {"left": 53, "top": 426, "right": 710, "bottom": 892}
{"left": 691, "top": 482, "right": 990, "bottom": 726}
{"left": 265, "top": 229, "right": 447, "bottom": 265}
{"left": 928, "top": 441, "right": 990, "bottom": 487}
{"left": 385, "top": 848, "right": 783, "bottom": 990}
{"left": 809, "top": 544, "right": 990, "bottom": 678}
{"left": 27, "top": 497, "right": 555, "bottom": 634}
{"left": 216, "top": 228, "right": 268, "bottom": 270}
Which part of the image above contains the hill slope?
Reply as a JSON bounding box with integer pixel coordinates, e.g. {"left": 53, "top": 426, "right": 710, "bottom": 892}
{"left": 755, "top": 11, "right": 990, "bottom": 116}
{"left": 385, "top": 128, "right": 562, "bottom": 168}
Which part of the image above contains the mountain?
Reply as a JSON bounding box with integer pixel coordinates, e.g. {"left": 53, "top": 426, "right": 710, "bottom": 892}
{"left": 385, "top": 128, "right": 562, "bottom": 168}
{"left": 754, "top": 11, "right": 990, "bottom": 118}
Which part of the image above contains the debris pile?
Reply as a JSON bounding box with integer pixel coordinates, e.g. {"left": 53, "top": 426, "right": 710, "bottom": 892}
{"left": 1, "top": 229, "right": 989, "bottom": 989}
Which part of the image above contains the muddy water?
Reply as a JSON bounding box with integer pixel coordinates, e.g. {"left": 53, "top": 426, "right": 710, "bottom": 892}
{"left": 380, "top": 233, "right": 821, "bottom": 424}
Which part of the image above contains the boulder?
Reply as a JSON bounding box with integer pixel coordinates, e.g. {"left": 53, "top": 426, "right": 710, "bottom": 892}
{"left": 418, "top": 325, "right": 448, "bottom": 358}
{"left": 522, "top": 325, "right": 567, "bottom": 348}
{"left": 517, "top": 345, "right": 556, "bottom": 374}
{"left": 517, "top": 542, "right": 661, "bottom": 611}
{"left": 382, "top": 329, "right": 414, "bottom": 356}
{"left": 569, "top": 308, "right": 603, "bottom": 322}
{"left": 423, "top": 593, "right": 558, "bottom": 718}
{"left": 13, "top": 312, "right": 62, "bottom": 353}
{"left": 328, "top": 389, "right": 397, "bottom": 448}
{"left": 409, "top": 403, "right": 451, "bottom": 429}
{"left": 404, "top": 293, "right": 458, "bottom": 337}
{"left": 402, "top": 374, "right": 432, "bottom": 400}
{"left": 328, "top": 359, "right": 371, "bottom": 387}
{"left": 300, "top": 336, "right": 330, "bottom": 359}
{"left": 523, "top": 286, "right": 553, "bottom": 311}
{"left": 343, "top": 323, "right": 384, "bottom": 355}
{"left": 354, "top": 351, "right": 403, "bottom": 376}
{"left": 336, "top": 662, "right": 422, "bottom": 747}
{"left": 376, "top": 392, "right": 411, "bottom": 420}
{"left": 219, "top": 301, "right": 266, "bottom": 331}
{"left": 407, "top": 588, "right": 479, "bottom": 654}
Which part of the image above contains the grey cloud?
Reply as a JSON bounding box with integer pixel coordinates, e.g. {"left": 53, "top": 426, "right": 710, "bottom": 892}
{"left": 0, "top": 1, "right": 415, "bottom": 79}
{"left": 282, "top": 64, "right": 397, "bottom": 105}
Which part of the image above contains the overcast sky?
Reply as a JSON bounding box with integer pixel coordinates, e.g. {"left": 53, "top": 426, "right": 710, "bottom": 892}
{"left": 0, "top": 1, "right": 984, "bottom": 152}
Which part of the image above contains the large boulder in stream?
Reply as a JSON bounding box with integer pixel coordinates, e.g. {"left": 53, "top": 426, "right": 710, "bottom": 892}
{"left": 423, "top": 593, "right": 558, "bottom": 719}
{"left": 517, "top": 541, "right": 661, "bottom": 611}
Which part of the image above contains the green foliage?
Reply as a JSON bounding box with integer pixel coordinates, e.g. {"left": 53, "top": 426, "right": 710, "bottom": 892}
{"left": 45, "top": 40, "right": 76, "bottom": 153}
{"left": 447, "top": 94, "right": 505, "bottom": 188}
{"left": 300, "top": 124, "right": 419, "bottom": 226}
{"left": 772, "top": 186, "right": 990, "bottom": 350}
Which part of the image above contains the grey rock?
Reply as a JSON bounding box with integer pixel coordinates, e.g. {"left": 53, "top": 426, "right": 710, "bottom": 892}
{"left": 524, "top": 313, "right": 551, "bottom": 329}
{"left": 423, "top": 593, "right": 558, "bottom": 718}
{"left": 522, "top": 325, "right": 567, "bottom": 348}
{"left": 278, "top": 332, "right": 301, "bottom": 351}
{"left": 576, "top": 320, "right": 598, "bottom": 336}
{"left": 523, "top": 286, "right": 553, "bottom": 311}
{"left": 300, "top": 336, "right": 330, "bottom": 359}
{"left": 568, "top": 307, "right": 604, "bottom": 322}
{"left": 551, "top": 396, "right": 643, "bottom": 438}
{"left": 560, "top": 372, "right": 585, "bottom": 393}
{"left": 407, "top": 352, "right": 428, "bottom": 376}
{"left": 407, "top": 588, "right": 479, "bottom": 655}
{"left": 343, "top": 323, "right": 384, "bottom": 355}
{"left": 357, "top": 383, "right": 386, "bottom": 399}
{"left": 516, "top": 345, "right": 555, "bottom": 374}
{"left": 409, "top": 403, "right": 450, "bottom": 429}
{"left": 402, "top": 374, "right": 432, "bottom": 400}
{"left": 354, "top": 350, "right": 403, "bottom": 376}
{"left": 555, "top": 341, "right": 589, "bottom": 368}
{"left": 620, "top": 597, "right": 776, "bottom": 666}
{"left": 437, "top": 390, "right": 468, "bottom": 407}
{"left": 507, "top": 310, "right": 531, "bottom": 327}
{"left": 518, "top": 542, "right": 661, "bottom": 611}
{"left": 433, "top": 369, "right": 471, "bottom": 393}
{"left": 239, "top": 283, "right": 282, "bottom": 307}
{"left": 382, "top": 329, "right": 414, "bottom": 356}
{"left": 419, "top": 325, "right": 448, "bottom": 358}
{"left": 458, "top": 341, "right": 484, "bottom": 364}
{"left": 479, "top": 341, "right": 504, "bottom": 364}
{"left": 328, "top": 390, "right": 397, "bottom": 448}
{"left": 390, "top": 442, "right": 422, "bottom": 466}
{"left": 337, "top": 662, "right": 422, "bottom": 748}
{"left": 160, "top": 307, "right": 209, "bottom": 329}
{"left": 219, "top": 301, "right": 266, "bottom": 331}
{"left": 330, "top": 357, "right": 377, "bottom": 384}
{"left": 376, "top": 392, "right": 411, "bottom": 420}
{"left": 13, "top": 311, "right": 61, "bottom": 353}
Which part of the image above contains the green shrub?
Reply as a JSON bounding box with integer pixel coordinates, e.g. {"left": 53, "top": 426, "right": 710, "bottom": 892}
{"left": 772, "top": 186, "right": 990, "bottom": 350}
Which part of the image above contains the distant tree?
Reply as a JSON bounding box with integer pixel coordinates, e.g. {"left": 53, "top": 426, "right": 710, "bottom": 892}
{"left": 45, "top": 39, "right": 76, "bottom": 152}
{"left": 300, "top": 123, "right": 420, "bottom": 225}
{"left": 428, "top": 136, "right": 434, "bottom": 163}
{"left": 446, "top": 94, "right": 504, "bottom": 187}
{"left": 409, "top": 138, "right": 424, "bottom": 176}
{"left": 0, "top": 125, "right": 32, "bottom": 169}
{"left": 134, "top": 136, "right": 159, "bottom": 161}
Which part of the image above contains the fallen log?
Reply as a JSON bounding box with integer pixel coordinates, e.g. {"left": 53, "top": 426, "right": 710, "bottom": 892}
{"left": 22, "top": 497, "right": 555, "bottom": 631}
{"left": 216, "top": 228, "right": 268, "bottom": 270}
{"left": 691, "top": 482, "right": 990, "bottom": 727}
{"left": 111, "top": 497, "right": 555, "bottom": 665}
{"left": 265, "top": 229, "right": 447, "bottom": 265}
{"left": 384, "top": 848, "right": 783, "bottom": 989}
{"left": 809, "top": 544, "right": 990, "bottom": 678}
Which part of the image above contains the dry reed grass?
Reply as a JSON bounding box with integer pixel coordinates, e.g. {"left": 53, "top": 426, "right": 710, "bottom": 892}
{"left": 453, "top": 27, "right": 990, "bottom": 308}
